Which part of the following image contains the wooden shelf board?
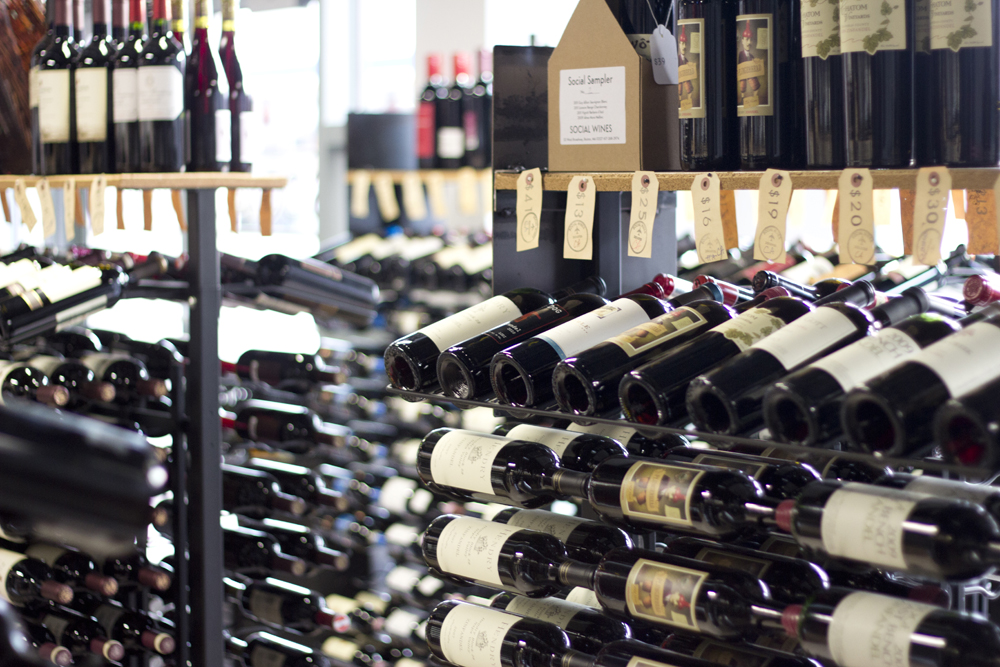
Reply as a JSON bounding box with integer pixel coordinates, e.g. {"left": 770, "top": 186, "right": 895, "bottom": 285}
{"left": 346, "top": 169, "right": 491, "bottom": 184}
{"left": 0, "top": 173, "right": 288, "bottom": 190}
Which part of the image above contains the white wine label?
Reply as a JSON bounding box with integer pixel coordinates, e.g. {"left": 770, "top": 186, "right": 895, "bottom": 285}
{"left": 930, "top": 0, "right": 992, "bottom": 49}
{"left": 912, "top": 322, "right": 1000, "bottom": 396}
{"left": 356, "top": 590, "right": 388, "bottom": 614}
{"left": 751, "top": 307, "right": 857, "bottom": 369}
{"left": 801, "top": 0, "right": 842, "bottom": 57}
{"left": 537, "top": 298, "right": 651, "bottom": 360}
{"left": 377, "top": 477, "right": 417, "bottom": 514}
{"left": 625, "top": 558, "right": 707, "bottom": 631}
{"left": 677, "top": 21, "right": 706, "bottom": 119}
{"left": 112, "top": 68, "right": 138, "bottom": 123}
{"left": 565, "top": 587, "right": 601, "bottom": 608}
{"left": 809, "top": 328, "right": 922, "bottom": 391}
{"left": 384, "top": 522, "right": 420, "bottom": 547}
{"left": 321, "top": 637, "right": 358, "bottom": 662}
{"left": 397, "top": 658, "right": 425, "bottom": 667}
{"left": 559, "top": 66, "right": 627, "bottom": 145}
{"left": 840, "top": 0, "right": 907, "bottom": 53}
{"left": 437, "top": 127, "right": 465, "bottom": 159}
{"left": 827, "top": 592, "right": 934, "bottom": 667}
{"left": 75, "top": 68, "right": 109, "bottom": 142}
{"left": 915, "top": 0, "right": 932, "bottom": 51}
{"left": 428, "top": 430, "right": 512, "bottom": 494}
{"left": 216, "top": 107, "right": 232, "bottom": 162}
{"left": 248, "top": 589, "right": 286, "bottom": 624}
{"left": 38, "top": 70, "right": 71, "bottom": 143}
{"left": 904, "top": 476, "right": 996, "bottom": 503}
{"left": 440, "top": 604, "right": 520, "bottom": 667}
{"left": 691, "top": 453, "right": 768, "bottom": 479}
{"left": 137, "top": 66, "right": 184, "bottom": 121}
{"left": 239, "top": 108, "right": 260, "bottom": 164}
{"left": 324, "top": 594, "right": 359, "bottom": 614}
{"left": 820, "top": 483, "right": 921, "bottom": 569}
{"left": 621, "top": 461, "right": 704, "bottom": 527}
{"left": 24, "top": 544, "right": 68, "bottom": 567}
{"left": 420, "top": 295, "right": 522, "bottom": 351}
{"left": 416, "top": 575, "right": 444, "bottom": 597}
{"left": 384, "top": 608, "right": 422, "bottom": 638}
{"left": 386, "top": 565, "right": 422, "bottom": 592}
{"left": 711, "top": 307, "right": 788, "bottom": 351}
{"left": 29, "top": 66, "right": 39, "bottom": 109}
{"left": 435, "top": 518, "right": 523, "bottom": 587}
{"left": 567, "top": 422, "right": 637, "bottom": 445}
{"left": 505, "top": 595, "right": 586, "bottom": 627}
{"left": 505, "top": 424, "right": 582, "bottom": 457}
{"left": 608, "top": 307, "right": 708, "bottom": 358}
{"left": 251, "top": 646, "right": 288, "bottom": 667}
{"left": 502, "top": 508, "right": 587, "bottom": 542}
{"left": 43, "top": 266, "right": 103, "bottom": 303}
{"left": 736, "top": 14, "right": 773, "bottom": 117}
{"left": 694, "top": 547, "right": 772, "bottom": 577}
{"left": 0, "top": 548, "right": 27, "bottom": 604}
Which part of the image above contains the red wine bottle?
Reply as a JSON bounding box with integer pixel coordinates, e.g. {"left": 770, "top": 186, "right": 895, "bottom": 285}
{"left": 491, "top": 422, "right": 629, "bottom": 473}
{"left": 489, "top": 507, "right": 633, "bottom": 564}
{"left": 963, "top": 273, "right": 1000, "bottom": 308}
{"left": 489, "top": 593, "right": 631, "bottom": 654}
{"left": 933, "top": 375, "right": 1000, "bottom": 467}
{"left": 0, "top": 548, "right": 74, "bottom": 606}
{"left": 463, "top": 50, "right": 492, "bottom": 169}
{"left": 186, "top": 0, "right": 230, "bottom": 171}
{"left": 559, "top": 421, "right": 691, "bottom": 459}
{"left": 111, "top": 0, "right": 144, "bottom": 172}
{"left": 800, "top": 0, "right": 844, "bottom": 168}
{"left": 253, "top": 254, "right": 380, "bottom": 311}
{"left": 32, "top": 0, "right": 78, "bottom": 176}
{"left": 70, "top": 591, "right": 175, "bottom": 655}
{"left": 221, "top": 464, "right": 308, "bottom": 516}
{"left": 751, "top": 272, "right": 849, "bottom": 301}
{"left": 246, "top": 458, "right": 349, "bottom": 511}
{"left": 653, "top": 634, "right": 815, "bottom": 667}
{"left": 417, "top": 54, "right": 444, "bottom": 169}
{"left": 225, "top": 576, "right": 347, "bottom": 633}
{"left": 869, "top": 472, "right": 1000, "bottom": 524}
{"left": 224, "top": 401, "right": 357, "bottom": 451}
{"left": 27, "top": 355, "right": 116, "bottom": 407}
{"left": 436, "top": 59, "right": 465, "bottom": 169}
{"left": 651, "top": 447, "right": 820, "bottom": 500}
{"left": 79, "top": 352, "right": 166, "bottom": 405}
{"left": 693, "top": 275, "right": 756, "bottom": 305}
{"left": 22, "top": 544, "right": 118, "bottom": 595}
{"left": 74, "top": 0, "right": 114, "bottom": 174}
{"left": 222, "top": 524, "right": 308, "bottom": 576}
{"left": 0, "top": 362, "right": 69, "bottom": 407}
{"left": 227, "top": 349, "right": 346, "bottom": 388}
{"left": 22, "top": 620, "right": 73, "bottom": 667}
{"left": 219, "top": 0, "right": 251, "bottom": 171}
{"left": 21, "top": 610, "right": 125, "bottom": 663}
{"left": 248, "top": 517, "right": 349, "bottom": 571}
{"left": 226, "top": 631, "right": 331, "bottom": 667}
{"left": 137, "top": 0, "right": 185, "bottom": 172}
{"left": 98, "top": 552, "right": 171, "bottom": 591}
{"left": 453, "top": 52, "right": 482, "bottom": 168}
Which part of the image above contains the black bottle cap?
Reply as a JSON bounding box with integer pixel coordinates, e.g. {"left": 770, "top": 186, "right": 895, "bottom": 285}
{"left": 872, "top": 287, "right": 930, "bottom": 327}
{"left": 815, "top": 280, "right": 875, "bottom": 307}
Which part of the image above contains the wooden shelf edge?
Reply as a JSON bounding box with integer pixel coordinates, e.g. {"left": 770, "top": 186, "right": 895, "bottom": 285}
{"left": 0, "top": 173, "right": 288, "bottom": 190}
{"left": 346, "top": 168, "right": 491, "bottom": 184}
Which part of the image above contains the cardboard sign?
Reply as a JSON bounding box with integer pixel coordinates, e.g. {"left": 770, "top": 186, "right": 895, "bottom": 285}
{"left": 13, "top": 179, "right": 37, "bottom": 231}
{"left": 401, "top": 172, "right": 428, "bottom": 221}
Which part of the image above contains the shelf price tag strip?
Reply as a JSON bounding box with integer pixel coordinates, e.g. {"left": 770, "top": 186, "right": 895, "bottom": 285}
{"left": 628, "top": 171, "right": 658, "bottom": 258}
{"left": 837, "top": 168, "right": 874, "bottom": 265}
{"left": 692, "top": 172, "right": 726, "bottom": 263}
{"left": 516, "top": 168, "right": 542, "bottom": 252}
{"left": 753, "top": 169, "right": 792, "bottom": 263}
{"left": 563, "top": 175, "right": 595, "bottom": 260}
{"left": 912, "top": 167, "right": 951, "bottom": 265}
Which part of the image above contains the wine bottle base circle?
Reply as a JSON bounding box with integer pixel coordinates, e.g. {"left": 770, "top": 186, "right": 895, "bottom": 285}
{"left": 492, "top": 358, "right": 534, "bottom": 407}
{"left": 934, "top": 406, "right": 993, "bottom": 468}
{"left": 386, "top": 351, "right": 421, "bottom": 391}
{"left": 553, "top": 366, "right": 597, "bottom": 416}
{"left": 619, "top": 379, "right": 665, "bottom": 426}
{"left": 841, "top": 393, "right": 905, "bottom": 455}
{"left": 763, "top": 388, "right": 819, "bottom": 446}
{"left": 687, "top": 381, "right": 740, "bottom": 435}
{"left": 437, "top": 353, "right": 475, "bottom": 399}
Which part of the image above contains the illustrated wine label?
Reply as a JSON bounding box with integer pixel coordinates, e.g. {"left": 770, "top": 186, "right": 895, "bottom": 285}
{"left": 0, "top": 548, "right": 26, "bottom": 604}
{"left": 567, "top": 422, "right": 637, "bottom": 445}
{"left": 435, "top": 518, "right": 523, "bottom": 587}
{"left": 248, "top": 589, "right": 286, "bottom": 624}
{"left": 137, "top": 65, "right": 184, "bottom": 121}
{"left": 439, "top": 603, "right": 520, "bottom": 667}
{"left": 694, "top": 547, "right": 772, "bottom": 577}
{"left": 801, "top": 0, "right": 842, "bottom": 58}
{"left": 912, "top": 322, "right": 1000, "bottom": 396}
{"left": 820, "top": 483, "right": 921, "bottom": 569}
{"left": 625, "top": 558, "right": 707, "bottom": 630}
{"left": 75, "top": 68, "right": 109, "bottom": 142}
{"left": 736, "top": 14, "right": 773, "bottom": 116}
{"left": 903, "top": 476, "right": 994, "bottom": 503}
{"left": 503, "top": 508, "right": 587, "bottom": 542}
{"left": 711, "top": 308, "right": 788, "bottom": 351}
{"left": 37, "top": 70, "right": 71, "bottom": 143}
{"left": 839, "top": 0, "right": 907, "bottom": 53}
{"left": 693, "top": 641, "right": 769, "bottom": 667}
{"left": 377, "top": 477, "right": 418, "bottom": 515}
{"left": 429, "top": 430, "right": 513, "bottom": 494}
{"left": 691, "top": 453, "right": 768, "bottom": 479}
{"left": 751, "top": 307, "right": 858, "bottom": 370}
{"left": 420, "top": 295, "right": 522, "bottom": 350}
{"left": 620, "top": 461, "right": 704, "bottom": 527}
{"left": 809, "top": 328, "right": 922, "bottom": 391}
{"left": 915, "top": 0, "right": 931, "bottom": 51}
{"left": 483, "top": 303, "right": 575, "bottom": 345}
{"left": 537, "top": 298, "right": 651, "bottom": 360}
{"left": 505, "top": 424, "right": 582, "bottom": 457}
{"left": 609, "top": 307, "right": 709, "bottom": 358}
{"left": 677, "top": 19, "right": 706, "bottom": 119}
{"left": 384, "top": 608, "right": 423, "bottom": 638}
{"left": 827, "top": 592, "right": 934, "bottom": 667}
{"left": 930, "top": 0, "right": 992, "bottom": 49}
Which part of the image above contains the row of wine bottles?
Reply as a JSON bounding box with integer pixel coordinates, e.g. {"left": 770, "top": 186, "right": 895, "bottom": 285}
{"left": 417, "top": 52, "right": 492, "bottom": 170}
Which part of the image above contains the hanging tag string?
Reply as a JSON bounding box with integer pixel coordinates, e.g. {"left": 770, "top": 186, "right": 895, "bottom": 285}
{"left": 645, "top": 0, "right": 675, "bottom": 29}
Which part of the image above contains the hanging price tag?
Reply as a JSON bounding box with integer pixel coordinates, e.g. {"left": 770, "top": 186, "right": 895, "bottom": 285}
{"left": 260, "top": 189, "right": 272, "bottom": 236}
{"left": 912, "top": 167, "right": 951, "bottom": 265}
{"left": 965, "top": 189, "right": 999, "bottom": 255}
{"left": 898, "top": 189, "right": 916, "bottom": 255}
{"left": 516, "top": 168, "right": 542, "bottom": 252}
{"left": 172, "top": 189, "right": 186, "bottom": 231}
{"left": 425, "top": 171, "right": 448, "bottom": 219}
{"left": 627, "top": 171, "right": 658, "bottom": 258}
{"left": 837, "top": 168, "right": 875, "bottom": 265}
{"left": 401, "top": 172, "right": 428, "bottom": 221}
{"left": 13, "top": 179, "right": 36, "bottom": 231}
{"left": 116, "top": 188, "right": 125, "bottom": 230}
{"left": 0, "top": 189, "right": 9, "bottom": 223}
{"left": 64, "top": 179, "right": 77, "bottom": 228}
{"left": 350, "top": 170, "right": 371, "bottom": 218}
{"left": 691, "top": 173, "right": 727, "bottom": 263}
{"left": 89, "top": 176, "right": 106, "bottom": 236}
{"left": 143, "top": 190, "right": 153, "bottom": 230}
{"left": 373, "top": 172, "right": 400, "bottom": 222}
{"left": 563, "top": 175, "right": 595, "bottom": 260}
{"left": 753, "top": 169, "right": 792, "bottom": 262}
{"left": 36, "top": 179, "right": 57, "bottom": 239}
{"left": 951, "top": 190, "right": 966, "bottom": 220}
{"left": 457, "top": 167, "right": 479, "bottom": 215}
{"left": 650, "top": 25, "right": 679, "bottom": 85}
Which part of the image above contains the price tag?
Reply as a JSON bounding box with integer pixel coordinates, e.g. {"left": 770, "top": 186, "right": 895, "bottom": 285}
{"left": 691, "top": 173, "right": 727, "bottom": 263}
{"left": 13, "top": 179, "right": 36, "bottom": 231}
{"left": 516, "top": 168, "right": 542, "bottom": 252}
{"left": 0, "top": 188, "right": 9, "bottom": 223}
{"left": 837, "top": 168, "right": 875, "bottom": 265}
{"left": 350, "top": 170, "right": 371, "bottom": 218}
{"left": 172, "top": 189, "right": 187, "bottom": 231}
{"left": 116, "top": 188, "right": 125, "bottom": 230}
{"left": 898, "top": 189, "right": 916, "bottom": 255}
{"left": 966, "top": 186, "right": 1000, "bottom": 255}
{"left": 425, "top": 171, "right": 448, "bottom": 219}
{"left": 650, "top": 25, "right": 679, "bottom": 85}
{"left": 373, "top": 172, "right": 400, "bottom": 222}
{"left": 826, "top": 189, "right": 839, "bottom": 242}
{"left": 89, "top": 176, "right": 106, "bottom": 236}
{"left": 627, "top": 171, "right": 658, "bottom": 258}
{"left": 912, "top": 167, "right": 951, "bottom": 265}
{"left": 951, "top": 190, "right": 966, "bottom": 220}
{"left": 753, "top": 169, "right": 792, "bottom": 262}
{"left": 64, "top": 179, "right": 76, "bottom": 228}
{"left": 143, "top": 190, "right": 153, "bottom": 230}
{"left": 457, "top": 167, "right": 479, "bottom": 215}
{"left": 260, "top": 189, "right": 272, "bottom": 236}
{"left": 720, "top": 189, "right": 739, "bottom": 250}
{"left": 401, "top": 172, "right": 427, "bottom": 221}
{"left": 36, "top": 178, "right": 57, "bottom": 238}
{"left": 563, "top": 175, "right": 595, "bottom": 260}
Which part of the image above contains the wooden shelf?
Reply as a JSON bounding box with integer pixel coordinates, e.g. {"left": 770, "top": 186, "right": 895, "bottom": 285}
{"left": 347, "top": 168, "right": 490, "bottom": 184}
{"left": 493, "top": 168, "right": 1000, "bottom": 192}
{"left": 0, "top": 172, "right": 288, "bottom": 190}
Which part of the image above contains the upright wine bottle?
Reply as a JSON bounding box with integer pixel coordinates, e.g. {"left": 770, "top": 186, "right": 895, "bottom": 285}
{"left": 490, "top": 507, "right": 633, "bottom": 564}
{"left": 220, "top": 0, "right": 252, "bottom": 171}
{"left": 801, "top": 0, "right": 845, "bottom": 167}
{"left": 74, "top": 0, "right": 114, "bottom": 174}
{"left": 464, "top": 50, "right": 492, "bottom": 169}
{"left": 489, "top": 593, "right": 631, "bottom": 654}
{"left": 618, "top": 0, "right": 669, "bottom": 58}
{"left": 111, "top": 0, "right": 143, "bottom": 172}
{"left": 186, "top": 0, "right": 230, "bottom": 171}
{"left": 170, "top": 0, "right": 187, "bottom": 49}
{"left": 436, "top": 61, "right": 464, "bottom": 170}
{"left": 933, "top": 375, "right": 1000, "bottom": 467}
{"left": 32, "top": 0, "right": 78, "bottom": 175}
{"left": 417, "top": 54, "right": 444, "bottom": 169}
{"left": 491, "top": 422, "right": 629, "bottom": 473}
{"left": 137, "top": 0, "right": 184, "bottom": 172}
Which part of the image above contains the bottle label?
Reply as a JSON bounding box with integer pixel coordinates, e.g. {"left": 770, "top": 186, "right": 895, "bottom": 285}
{"left": 436, "top": 518, "right": 523, "bottom": 587}
{"left": 483, "top": 303, "right": 574, "bottom": 345}
{"left": 608, "top": 307, "right": 709, "bottom": 357}
{"left": 377, "top": 477, "right": 417, "bottom": 514}
{"left": 501, "top": 508, "right": 588, "bottom": 542}
{"left": 384, "top": 608, "right": 422, "bottom": 638}
{"left": 324, "top": 594, "right": 359, "bottom": 614}
{"left": 437, "top": 126, "right": 465, "bottom": 159}
{"left": 23, "top": 544, "right": 68, "bottom": 567}
{"left": 627, "top": 33, "right": 653, "bottom": 58}
{"left": 417, "top": 100, "right": 436, "bottom": 159}
{"left": 736, "top": 14, "right": 774, "bottom": 117}
{"left": 912, "top": 322, "right": 1000, "bottom": 396}
{"left": 81, "top": 352, "right": 130, "bottom": 378}
{"left": 677, "top": 20, "right": 706, "bottom": 118}
{"left": 112, "top": 68, "right": 139, "bottom": 123}
{"left": 565, "top": 587, "right": 601, "bottom": 608}
{"left": 248, "top": 589, "right": 286, "bottom": 624}
{"left": 321, "top": 637, "right": 358, "bottom": 662}
{"left": 903, "top": 476, "right": 994, "bottom": 503}
{"left": 504, "top": 595, "right": 585, "bottom": 627}
{"left": 420, "top": 295, "right": 522, "bottom": 351}
{"left": 711, "top": 307, "right": 788, "bottom": 351}
{"left": 384, "top": 522, "right": 420, "bottom": 546}
{"left": 0, "top": 549, "right": 26, "bottom": 604}
{"left": 691, "top": 453, "right": 768, "bottom": 479}
{"left": 626, "top": 659, "right": 686, "bottom": 667}
{"left": 915, "top": 0, "right": 931, "bottom": 51}
{"left": 801, "top": 0, "right": 842, "bottom": 58}
{"left": 137, "top": 66, "right": 184, "bottom": 121}
{"left": 504, "top": 424, "right": 582, "bottom": 457}
{"left": 75, "top": 68, "right": 109, "bottom": 142}
{"left": 0, "top": 524, "right": 25, "bottom": 544}
{"left": 536, "top": 298, "right": 651, "bottom": 360}
{"left": 440, "top": 603, "right": 520, "bottom": 667}
{"left": 251, "top": 646, "right": 288, "bottom": 667}
{"left": 827, "top": 592, "right": 934, "bottom": 667}
{"left": 760, "top": 534, "right": 803, "bottom": 557}
{"left": 820, "top": 483, "right": 921, "bottom": 569}
{"left": 693, "top": 642, "right": 769, "bottom": 667}
{"left": 620, "top": 461, "right": 704, "bottom": 527}
{"left": 694, "top": 547, "right": 772, "bottom": 577}
{"left": 38, "top": 70, "right": 72, "bottom": 142}
{"left": 429, "top": 430, "right": 512, "bottom": 494}
{"left": 216, "top": 108, "right": 232, "bottom": 162}
{"left": 29, "top": 66, "right": 39, "bottom": 109}
{"left": 567, "top": 422, "right": 637, "bottom": 445}
{"left": 840, "top": 0, "right": 907, "bottom": 53}
{"left": 751, "top": 307, "right": 857, "bottom": 369}
{"left": 93, "top": 604, "right": 125, "bottom": 635}
{"left": 625, "top": 558, "right": 707, "bottom": 631}
{"left": 809, "top": 328, "right": 922, "bottom": 391}
{"left": 386, "top": 565, "right": 421, "bottom": 592}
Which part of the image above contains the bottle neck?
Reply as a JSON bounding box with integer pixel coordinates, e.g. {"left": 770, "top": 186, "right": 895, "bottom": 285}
{"left": 551, "top": 468, "right": 590, "bottom": 500}
{"left": 552, "top": 560, "right": 598, "bottom": 589}
{"left": 559, "top": 651, "right": 598, "bottom": 667}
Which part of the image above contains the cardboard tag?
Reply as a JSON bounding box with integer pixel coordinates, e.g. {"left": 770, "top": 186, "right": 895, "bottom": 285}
{"left": 898, "top": 189, "right": 916, "bottom": 255}
{"left": 912, "top": 167, "right": 951, "bottom": 265}
{"left": 516, "top": 168, "right": 543, "bottom": 252}
{"left": 172, "top": 189, "right": 187, "bottom": 231}
{"left": 628, "top": 171, "right": 658, "bottom": 258}
{"left": 837, "top": 168, "right": 875, "bottom": 265}
{"left": 143, "top": 190, "right": 153, "bottom": 230}
{"left": 89, "top": 176, "right": 106, "bottom": 235}
{"left": 0, "top": 188, "right": 9, "bottom": 223}
{"left": 351, "top": 170, "right": 371, "bottom": 218}
{"left": 228, "top": 188, "right": 238, "bottom": 232}
{"left": 720, "top": 189, "right": 739, "bottom": 250}
{"left": 563, "top": 175, "right": 596, "bottom": 260}
{"left": 965, "top": 189, "right": 999, "bottom": 255}
{"left": 36, "top": 179, "right": 57, "bottom": 238}
{"left": 425, "top": 171, "right": 448, "bottom": 219}
{"left": 951, "top": 190, "right": 966, "bottom": 220}
{"left": 64, "top": 179, "right": 77, "bottom": 228}
{"left": 116, "top": 188, "right": 125, "bottom": 230}
{"left": 457, "top": 167, "right": 479, "bottom": 215}
{"left": 13, "top": 180, "right": 36, "bottom": 231}
{"left": 260, "top": 189, "right": 272, "bottom": 236}
{"left": 650, "top": 25, "right": 679, "bottom": 85}
{"left": 753, "top": 169, "right": 792, "bottom": 262}
{"left": 692, "top": 173, "right": 727, "bottom": 263}
{"left": 829, "top": 189, "right": 840, "bottom": 242}
{"left": 373, "top": 172, "right": 400, "bottom": 222}
{"left": 401, "top": 172, "right": 428, "bottom": 221}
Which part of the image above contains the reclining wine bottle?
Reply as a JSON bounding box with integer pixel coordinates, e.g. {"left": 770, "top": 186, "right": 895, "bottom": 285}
{"left": 933, "top": 375, "right": 1000, "bottom": 468}
{"left": 489, "top": 507, "right": 633, "bottom": 564}
{"left": 488, "top": 593, "right": 631, "bottom": 654}
{"left": 563, "top": 421, "right": 690, "bottom": 459}
{"left": 492, "top": 422, "right": 629, "bottom": 472}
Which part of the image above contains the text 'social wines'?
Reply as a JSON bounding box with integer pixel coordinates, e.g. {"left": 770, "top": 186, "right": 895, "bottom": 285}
{"left": 490, "top": 507, "right": 633, "bottom": 564}
{"left": 74, "top": 0, "right": 114, "bottom": 174}
{"left": 489, "top": 593, "right": 631, "bottom": 654}
{"left": 137, "top": 0, "right": 185, "bottom": 172}
{"left": 492, "top": 423, "right": 629, "bottom": 473}
{"left": 800, "top": 0, "right": 844, "bottom": 167}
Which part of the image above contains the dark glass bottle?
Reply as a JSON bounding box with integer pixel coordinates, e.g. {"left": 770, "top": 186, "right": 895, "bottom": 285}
{"left": 417, "top": 54, "right": 444, "bottom": 169}
{"left": 111, "top": 0, "right": 144, "bottom": 172}
{"left": 99, "top": 552, "right": 171, "bottom": 591}
{"left": 27, "top": 355, "right": 116, "bottom": 407}
{"left": 226, "top": 631, "right": 331, "bottom": 667}
{"left": 32, "top": 0, "right": 79, "bottom": 175}
{"left": 23, "top": 544, "right": 118, "bottom": 595}
{"left": 79, "top": 352, "right": 166, "bottom": 405}
{"left": 137, "top": 0, "right": 185, "bottom": 172}
{"left": 74, "top": 0, "right": 114, "bottom": 174}
{"left": 464, "top": 50, "right": 492, "bottom": 169}
{"left": 801, "top": 0, "right": 845, "bottom": 167}
{"left": 71, "top": 591, "right": 176, "bottom": 655}
{"left": 22, "top": 620, "right": 73, "bottom": 667}
{"left": 751, "top": 273, "right": 849, "bottom": 301}
{"left": 492, "top": 422, "right": 629, "bottom": 473}
{"left": 246, "top": 458, "right": 349, "bottom": 511}
{"left": 872, "top": 473, "right": 1000, "bottom": 524}
{"left": 225, "top": 401, "right": 356, "bottom": 451}
{"left": 222, "top": 524, "right": 308, "bottom": 576}
{"left": 0, "top": 362, "right": 69, "bottom": 407}
{"left": 220, "top": 0, "right": 251, "bottom": 172}
{"left": 933, "top": 375, "right": 1000, "bottom": 468}
{"left": 21, "top": 610, "right": 125, "bottom": 662}
{"left": 654, "top": 447, "right": 820, "bottom": 500}
{"left": 0, "top": 548, "right": 73, "bottom": 606}
{"left": 225, "top": 577, "right": 345, "bottom": 633}
{"left": 490, "top": 592, "right": 631, "bottom": 654}
{"left": 29, "top": 0, "right": 56, "bottom": 174}
{"left": 221, "top": 464, "right": 308, "bottom": 516}
{"left": 249, "top": 517, "right": 349, "bottom": 571}
{"left": 186, "top": 0, "right": 230, "bottom": 171}
{"left": 490, "top": 507, "right": 633, "bottom": 564}
{"left": 617, "top": 0, "right": 670, "bottom": 58}
{"left": 563, "top": 421, "right": 692, "bottom": 459}
{"left": 230, "top": 349, "right": 345, "bottom": 388}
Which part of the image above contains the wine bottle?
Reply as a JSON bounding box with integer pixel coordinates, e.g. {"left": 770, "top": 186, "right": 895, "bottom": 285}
{"left": 492, "top": 423, "right": 629, "bottom": 473}
{"left": 220, "top": 0, "right": 253, "bottom": 171}
{"left": 225, "top": 401, "right": 357, "bottom": 451}
{"left": 225, "top": 576, "right": 347, "bottom": 633}
{"left": 44, "top": 327, "right": 102, "bottom": 358}
{"left": 26, "top": 355, "right": 116, "bottom": 407}
{"left": 137, "top": 0, "right": 184, "bottom": 172}
{"left": 222, "top": 524, "right": 308, "bottom": 576}
{"left": 22, "top": 544, "right": 118, "bottom": 595}
{"left": 869, "top": 472, "right": 1000, "bottom": 523}
{"left": 775, "top": 480, "right": 1000, "bottom": 579}
{"left": 246, "top": 458, "right": 349, "bottom": 511}
{"left": 372, "top": 475, "right": 439, "bottom": 519}
{"left": 111, "top": 0, "right": 144, "bottom": 172}
{"left": 228, "top": 349, "right": 347, "bottom": 388}
{"left": 657, "top": 634, "right": 816, "bottom": 667}
{"left": 79, "top": 352, "right": 166, "bottom": 405}
{"left": 452, "top": 52, "right": 482, "bottom": 168}
{"left": 564, "top": 422, "right": 691, "bottom": 459}
{"left": 693, "top": 275, "right": 756, "bottom": 305}
{"left": 763, "top": 312, "right": 960, "bottom": 446}
{"left": 382, "top": 605, "right": 429, "bottom": 655}
{"left": 933, "top": 375, "right": 1000, "bottom": 467}
{"left": 253, "top": 254, "right": 380, "bottom": 314}
{"left": 248, "top": 517, "right": 349, "bottom": 571}
{"left": 800, "top": 0, "right": 844, "bottom": 168}
{"left": 170, "top": 0, "right": 186, "bottom": 48}
{"left": 417, "top": 54, "right": 444, "bottom": 169}
{"left": 0, "top": 362, "right": 69, "bottom": 407}
{"left": 21, "top": 610, "right": 125, "bottom": 663}
{"left": 0, "top": 548, "right": 73, "bottom": 606}
{"left": 74, "top": 0, "right": 113, "bottom": 174}
{"left": 490, "top": 507, "right": 633, "bottom": 564}
{"left": 752, "top": 273, "right": 849, "bottom": 301}
{"left": 490, "top": 593, "right": 631, "bottom": 654}
{"left": 98, "top": 552, "right": 171, "bottom": 591}
{"left": 463, "top": 51, "right": 491, "bottom": 169}
{"left": 652, "top": 447, "right": 820, "bottom": 500}
{"left": 437, "top": 293, "right": 609, "bottom": 400}
{"left": 186, "top": 0, "right": 230, "bottom": 171}
{"left": 227, "top": 631, "right": 331, "bottom": 667}
{"left": 963, "top": 273, "right": 1000, "bottom": 308}
{"left": 435, "top": 59, "right": 465, "bottom": 170}
{"left": 70, "top": 591, "right": 175, "bottom": 655}
{"left": 22, "top": 620, "right": 73, "bottom": 667}
{"left": 32, "top": 0, "right": 78, "bottom": 176}
{"left": 221, "top": 464, "right": 308, "bottom": 516}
